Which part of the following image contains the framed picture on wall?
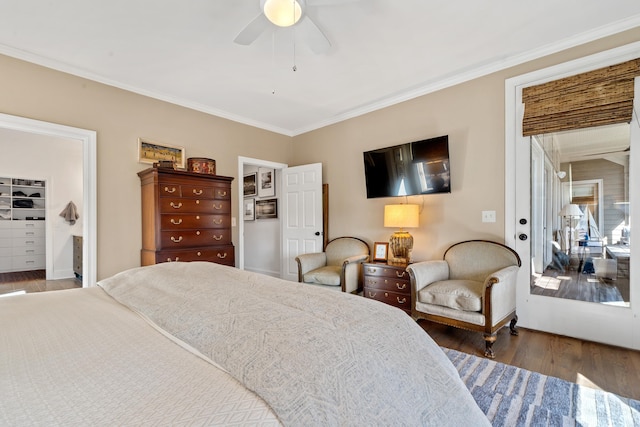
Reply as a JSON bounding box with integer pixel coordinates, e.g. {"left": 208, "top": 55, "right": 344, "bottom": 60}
{"left": 243, "top": 173, "right": 257, "bottom": 197}
{"left": 373, "top": 242, "right": 389, "bottom": 262}
{"left": 256, "top": 198, "right": 277, "bottom": 219}
{"left": 137, "top": 137, "right": 185, "bottom": 169}
{"left": 243, "top": 198, "right": 255, "bottom": 221}
{"left": 258, "top": 167, "right": 275, "bottom": 198}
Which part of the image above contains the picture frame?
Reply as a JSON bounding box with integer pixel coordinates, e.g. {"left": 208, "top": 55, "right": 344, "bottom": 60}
{"left": 255, "top": 198, "right": 278, "bottom": 219}
{"left": 373, "top": 242, "right": 389, "bottom": 262}
{"left": 243, "top": 173, "right": 257, "bottom": 197}
{"left": 243, "top": 198, "right": 255, "bottom": 221}
{"left": 258, "top": 167, "right": 275, "bottom": 198}
{"left": 138, "top": 138, "right": 186, "bottom": 169}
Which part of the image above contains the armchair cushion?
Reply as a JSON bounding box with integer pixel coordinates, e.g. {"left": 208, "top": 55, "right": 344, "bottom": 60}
{"left": 303, "top": 266, "right": 342, "bottom": 286}
{"left": 418, "top": 279, "right": 483, "bottom": 312}
{"left": 295, "top": 237, "right": 370, "bottom": 293}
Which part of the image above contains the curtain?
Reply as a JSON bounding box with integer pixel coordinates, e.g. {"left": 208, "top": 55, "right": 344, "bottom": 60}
{"left": 522, "top": 58, "right": 640, "bottom": 136}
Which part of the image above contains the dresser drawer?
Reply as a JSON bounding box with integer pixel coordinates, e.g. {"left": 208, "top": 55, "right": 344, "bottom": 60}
{"left": 159, "top": 199, "right": 230, "bottom": 214}
{"left": 13, "top": 245, "right": 45, "bottom": 256}
{"left": 12, "top": 255, "right": 45, "bottom": 270}
{"left": 12, "top": 221, "right": 45, "bottom": 230}
{"left": 12, "top": 227, "right": 45, "bottom": 238}
{"left": 160, "top": 214, "right": 231, "bottom": 230}
{"left": 179, "top": 184, "right": 216, "bottom": 199}
{"left": 364, "top": 275, "right": 410, "bottom": 294}
{"left": 160, "top": 229, "right": 232, "bottom": 248}
{"left": 363, "top": 264, "right": 410, "bottom": 281}
{"left": 156, "top": 246, "right": 235, "bottom": 266}
{"left": 364, "top": 288, "right": 411, "bottom": 312}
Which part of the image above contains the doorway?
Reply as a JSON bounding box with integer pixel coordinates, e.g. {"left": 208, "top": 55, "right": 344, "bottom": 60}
{"left": 237, "top": 157, "right": 323, "bottom": 281}
{"left": 0, "top": 113, "right": 97, "bottom": 288}
{"left": 506, "top": 43, "right": 640, "bottom": 350}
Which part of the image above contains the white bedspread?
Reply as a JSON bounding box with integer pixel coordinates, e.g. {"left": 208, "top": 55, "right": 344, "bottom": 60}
{"left": 99, "top": 262, "right": 489, "bottom": 426}
{"left": 0, "top": 285, "right": 280, "bottom": 426}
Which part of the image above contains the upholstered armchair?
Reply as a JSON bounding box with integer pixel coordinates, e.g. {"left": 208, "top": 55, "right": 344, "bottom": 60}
{"left": 295, "top": 237, "right": 370, "bottom": 293}
{"left": 407, "top": 240, "right": 521, "bottom": 358}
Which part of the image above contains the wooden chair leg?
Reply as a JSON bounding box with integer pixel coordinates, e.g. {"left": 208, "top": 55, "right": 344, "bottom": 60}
{"left": 510, "top": 314, "right": 519, "bottom": 336}
{"left": 483, "top": 333, "right": 496, "bottom": 359}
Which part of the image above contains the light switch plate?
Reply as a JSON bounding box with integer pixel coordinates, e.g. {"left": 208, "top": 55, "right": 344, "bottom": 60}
{"left": 482, "top": 211, "right": 496, "bottom": 223}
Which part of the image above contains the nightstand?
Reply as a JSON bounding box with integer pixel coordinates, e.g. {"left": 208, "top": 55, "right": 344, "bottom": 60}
{"left": 363, "top": 262, "right": 411, "bottom": 314}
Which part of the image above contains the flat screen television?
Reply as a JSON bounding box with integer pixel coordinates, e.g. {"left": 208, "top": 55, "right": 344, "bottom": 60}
{"left": 363, "top": 135, "right": 450, "bottom": 198}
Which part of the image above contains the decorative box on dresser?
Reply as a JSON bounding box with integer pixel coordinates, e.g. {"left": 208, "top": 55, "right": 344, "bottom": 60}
{"left": 363, "top": 262, "right": 411, "bottom": 314}
{"left": 138, "top": 167, "right": 235, "bottom": 267}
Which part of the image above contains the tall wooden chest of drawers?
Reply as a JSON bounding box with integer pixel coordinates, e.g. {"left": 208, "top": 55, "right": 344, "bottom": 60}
{"left": 138, "top": 168, "right": 235, "bottom": 267}
{"left": 363, "top": 262, "right": 411, "bottom": 315}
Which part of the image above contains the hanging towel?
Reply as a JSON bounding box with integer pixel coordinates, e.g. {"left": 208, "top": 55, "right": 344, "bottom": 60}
{"left": 59, "top": 201, "right": 79, "bottom": 225}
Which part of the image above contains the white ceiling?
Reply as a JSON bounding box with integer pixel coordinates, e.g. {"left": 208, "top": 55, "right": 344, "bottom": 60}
{"left": 1, "top": 0, "right": 640, "bottom": 136}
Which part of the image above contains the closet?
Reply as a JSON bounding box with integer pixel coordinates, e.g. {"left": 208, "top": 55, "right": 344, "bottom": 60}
{"left": 0, "top": 176, "right": 46, "bottom": 272}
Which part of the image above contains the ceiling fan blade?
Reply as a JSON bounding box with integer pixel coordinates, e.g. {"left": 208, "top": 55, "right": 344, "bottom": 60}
{"left": 234, "top": 13, "right": 269, "bottom": 45}
{"left": 296, "top": 16, "right": 331, "bottom": 54}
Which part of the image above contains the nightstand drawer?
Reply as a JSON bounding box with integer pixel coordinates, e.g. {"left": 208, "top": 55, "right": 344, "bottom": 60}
{"left": 363, "top": 264, "right": 410, "bottom": 280}
{"left": 364, "top": 275, "right": 409, "bottom": 293}
{"left": 365, "top": 289, "right": 411, "bottom": 312}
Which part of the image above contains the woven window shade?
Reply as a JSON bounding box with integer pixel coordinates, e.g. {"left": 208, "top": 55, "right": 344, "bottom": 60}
{"left": 522, "top": 58, "right": 640, "bottom": 136}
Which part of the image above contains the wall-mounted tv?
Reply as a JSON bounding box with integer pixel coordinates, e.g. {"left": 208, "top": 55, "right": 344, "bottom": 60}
{"left": 363, "top": 135, "right": 450, "bottom": 199}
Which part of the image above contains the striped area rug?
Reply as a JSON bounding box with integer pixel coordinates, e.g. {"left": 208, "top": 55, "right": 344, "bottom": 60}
{"left": 444, "top": 348, "right": 640, "bottom": 426}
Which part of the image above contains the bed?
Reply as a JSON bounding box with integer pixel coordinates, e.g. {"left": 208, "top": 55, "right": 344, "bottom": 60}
{"left": 0, "top": 261, "right": 489, "bottom": 426}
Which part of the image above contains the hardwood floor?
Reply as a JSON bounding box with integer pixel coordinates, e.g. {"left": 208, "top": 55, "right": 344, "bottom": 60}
{"left": 419, "top": 320, "right": 640, "bottom": 401}
{"left": 530, "top": 262, "right": 629, "bottom": 304}
{"left": 0, "top": 269, "right": 81, "bottom": 296}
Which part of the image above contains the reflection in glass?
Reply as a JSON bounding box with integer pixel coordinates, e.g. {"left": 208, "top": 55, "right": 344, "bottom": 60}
{"left": 529, "top": 124, "right": 631, "bottom": 306}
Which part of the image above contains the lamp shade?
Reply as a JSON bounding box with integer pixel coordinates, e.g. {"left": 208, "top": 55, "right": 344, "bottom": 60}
{"left": 384, "top": 204, "right": 419, "bottom": 229}
{"left": 560, "top": 203, "right": 583, "bottom": 218}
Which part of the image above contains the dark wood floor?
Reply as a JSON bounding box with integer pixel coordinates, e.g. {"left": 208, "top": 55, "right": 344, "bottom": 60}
{"left": 530, "top": 262, "right": 629, "bottom": 304}
{"left": 0, "top": 269, "right": 81, "bottom": 295}
{"left": 419, "top": 320, "right": 640, "bottom": 401}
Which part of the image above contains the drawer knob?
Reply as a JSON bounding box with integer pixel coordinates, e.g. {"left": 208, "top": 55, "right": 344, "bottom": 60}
{"left": 213, "top": 203, "right": 223, "bottom": 210}
{"left": 366, "top": 268, "right": 376, "bottom": 273}
{"left": 396, "top": 283, "right": 406, "bottom": 290}
{"left": 213, "top": 234, "right": 222, "bottom": 241}
{"left": 170, "top": 202, "right": 183, "bottom": 209}
{"left": 196, "top": 231, "right": 201, "bottom": 235}
{"left": 217, "top": 252, "right": 227, "bottom": 259}
{"left": 397, "top": 297, "right": 407, "bottom": 304}
{"left": 170, "top": 218, "right": 182, "bottom": 225}
{"left": 197, "top": 252, "right": 202, "bottom": 256}
{"left": 193, "top": 189, "right": 203, "bottom": 195}
{"left": 218, "top": 190, "right": 227, "bottom": 197}
{"left": 196, "top": 215, "right": 201, "bottom": 220}
{"left": 170, "top": 236, "right": 183, "bottom": 243}
{"left": 166, "top": 257, "right": 180, "bottom": 262}
{"left": 164, "top": 186, "right": 177, "bottom": 193}
{"left": 367, "top": 291, "right": 377, "bottom": 297}
{"left": 196, "top": 200, "right": 200, "bottom": 205}
{"left": 396, "top": 271, "right": 407, "bottom": 278}
{"left": 213, "top": 219, "right": 223, "bottom": 225}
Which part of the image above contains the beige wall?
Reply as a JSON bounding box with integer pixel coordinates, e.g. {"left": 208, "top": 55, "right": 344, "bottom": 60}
{"left": 291, "top": 28, "right": 640, "bottom": 262}
{"left": 1, "top": 27, "right": 639, "bottom": 277}
{"left": 0, "top": 55, "right": 293, "bottom": 280}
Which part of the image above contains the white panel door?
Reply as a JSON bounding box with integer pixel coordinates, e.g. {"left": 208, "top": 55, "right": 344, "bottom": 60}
{"left": 281, "top": 163, "right": 323, "bottom": 281}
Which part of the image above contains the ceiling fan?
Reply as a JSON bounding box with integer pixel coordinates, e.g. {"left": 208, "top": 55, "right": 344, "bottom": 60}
{"left": 234, "top": 0, "right": 356, "bottom": 54}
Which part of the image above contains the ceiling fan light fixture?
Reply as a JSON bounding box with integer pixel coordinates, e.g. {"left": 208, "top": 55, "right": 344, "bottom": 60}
{"left": 263, "top": 0, "right": 302, "bottom": 27}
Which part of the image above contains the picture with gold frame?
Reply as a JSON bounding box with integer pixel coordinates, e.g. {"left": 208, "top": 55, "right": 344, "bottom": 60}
{"left": 373, "top": 242, "right": 389, "bottom": 262}
{"left": 138, "top": 137, "right": 186, "bottom": 169}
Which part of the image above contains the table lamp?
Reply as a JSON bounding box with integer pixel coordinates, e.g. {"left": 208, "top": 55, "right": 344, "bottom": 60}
{"left": 384, "top": 204, "right": 419, "bottom": 263}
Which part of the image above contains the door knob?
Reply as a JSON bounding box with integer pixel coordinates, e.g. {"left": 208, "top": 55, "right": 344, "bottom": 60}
{"left": 315, "top": 231, "right": 321, "bottom": 236}
{"left": 519, "top": 233, "right": 528, "bottom": 241}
